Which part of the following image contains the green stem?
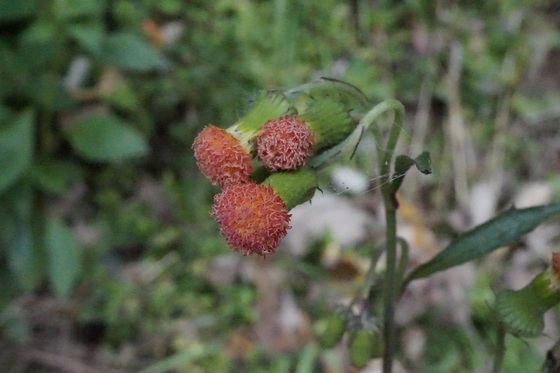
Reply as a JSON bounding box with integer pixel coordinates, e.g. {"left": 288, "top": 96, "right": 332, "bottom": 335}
{"left": 396, "top": 238, "right": 410, "bottom": 293}
{"left": 358, "top": 244, "right": 384, "bottom": 301}
{"left": 492, "top": 323, "right": 506, "bottom": 373}
{"left": 382, "top": 199, "right": 398, "bottom": 373}
{"left": 310, "top": 99, "right": 406, "bottom": 373}
{"left": 362, "top": 99, "right": 405, "bottom": 373}
{"left": 308, "top": 99, "right": 404, "bottom": 169}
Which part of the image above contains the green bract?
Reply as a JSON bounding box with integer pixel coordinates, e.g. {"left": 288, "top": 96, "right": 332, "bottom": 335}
{"left": 299, "top": 99, "right": 354, "bottom": 152}
{"left": 496, "top": 272, "right": 560, "bottom": 338}
{"left": 226, "top": 92, "right": 292, "bottom": 151}
{"left": 262, "top": 167, "right": 317, "bottom": 211}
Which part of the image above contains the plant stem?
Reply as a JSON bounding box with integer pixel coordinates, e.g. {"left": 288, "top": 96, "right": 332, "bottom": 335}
{"left": 395, "top": 238, "right": 410, "bottom": 298}
{"left": 382, "top": 194, "right": 398, "bottom": 373}
{"left": 364, "top": 99, "right": 405, "bottom": 373}
{"left": 315, "top": 99, "right": 406, "bottom": 372}
{"left": 492, "top": 324, "right": 506, "bottom": 373}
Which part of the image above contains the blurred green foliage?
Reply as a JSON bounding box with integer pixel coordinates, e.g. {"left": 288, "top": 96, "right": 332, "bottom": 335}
{"left": 1, "top": 0, "right": 559, "bottom": 371}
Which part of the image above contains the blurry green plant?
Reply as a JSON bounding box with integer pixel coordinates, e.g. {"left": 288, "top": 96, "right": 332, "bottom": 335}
{"left": 189, "top": 72, "right": 560, "bottom": 372}
{"left": 0, "top": 0, "right": 559, "bottom": 372}
{"left": 0, "top": 0, "right": 167, "bottom": 303}
{"left": 310, "top": 85, "right": 560, "bottom": 372}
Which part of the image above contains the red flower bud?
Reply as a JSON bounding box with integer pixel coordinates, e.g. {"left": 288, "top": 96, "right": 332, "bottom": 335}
{"left": 211, "top": 182, "right": 291, "bottom": 256}
{"left": 256, "top": 116, "right": 315, "bottom": 171}
{"left": 192, "top": 125, "right": 252, "bottom": 187}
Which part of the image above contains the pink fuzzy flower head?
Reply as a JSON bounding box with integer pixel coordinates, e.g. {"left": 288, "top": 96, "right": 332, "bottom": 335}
{"left": 257, "top": 116, "right": 315, "bottom": 171}
{"left": 211, "top": 182, "right": 291, "bottom": 256}
{"left": 192, "top": 125, "right": 253, "bottom": 187}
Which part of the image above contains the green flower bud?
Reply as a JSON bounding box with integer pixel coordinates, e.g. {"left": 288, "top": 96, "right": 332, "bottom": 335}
{"left": 496, "top": 252, "right": 560, "bottom": 338}
{"left": 348, "top": 329, "right": 384, "bottom": 369}
{"left": 284, "top": 78, "right": 369, "bottom": 114}
{"left": 299, "top": 99, "right": 354, "bottom": 152}
{"left": 319, "top": 312, "right": 347, "bottom": 349}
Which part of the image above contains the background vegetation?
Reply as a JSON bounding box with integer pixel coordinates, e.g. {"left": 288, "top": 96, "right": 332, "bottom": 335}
{"left": 1, "top": 0, "right": 559, "bottom": 371}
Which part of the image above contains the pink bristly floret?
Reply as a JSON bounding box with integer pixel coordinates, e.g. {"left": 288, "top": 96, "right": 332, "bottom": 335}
{"left": 211, "top": 183, "right": 291, "bottom": 256}
{"left": 192, "top": 125, "right": 252, "bottom": 187}
{"left": 256, "top": 116, "right": 315, "bottom": 171}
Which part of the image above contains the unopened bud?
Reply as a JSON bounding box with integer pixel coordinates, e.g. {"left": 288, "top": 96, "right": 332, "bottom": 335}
{"left": 348, "top": 329, "right": 383, "bottom": 368}
{"left": 319, "top": 312, "right": 347, "bottom": 349}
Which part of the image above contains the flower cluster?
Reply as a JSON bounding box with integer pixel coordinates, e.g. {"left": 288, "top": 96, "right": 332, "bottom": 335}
{"left": 192, "top": 80, "right": 367, "bottom": 255}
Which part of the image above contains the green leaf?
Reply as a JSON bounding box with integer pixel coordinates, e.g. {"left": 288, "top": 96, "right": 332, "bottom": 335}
{"left": 101, "top": 32, "right": 169, "bottom": 72}
{"left": 20, "top": 20, "right": 58, "bottom": 45}
{"left": 45, "top": 218, "right": 82, "bottom": 298}
{"left": 28, "top": 73, "right": 76, "bottom": 111}
{"left": 390, "top": 152, "right": 432, "bottom": 194}
{"left": 69, "top": 24, "right": 105, "bottom": 55}
{"left": 106, "top": 81, "right": 141, "bottom": 112}
{"left": 54, "top": 0, "right": 106, "bottom": 19}
{"left": 31, "top": 159, "right": 84, "bottom": 194}
{"left": 65, "top": 114, "right": 148, "bottom": 162}
{"left": 391, "top": 154, "right": 414, "bottom": 194}
{"left": 394, "top": 155, "right": 415, "bottom": 177}
{"left": 0, "top": 0, "right": 37, "bottom": 24}
{"left": 404, "top": 202, "right": 560, "bottom": 285}
{"left": 1, "top": 184, "right": 44, "bottom": 292}
{"left": 9, "top": 216, "right": 41, "bottom": 291}
{"left": 414, "top": 151, "right": 432, "bottom": 175}
{"left": 0, "top": 110, "right": 34, "bottom": 193}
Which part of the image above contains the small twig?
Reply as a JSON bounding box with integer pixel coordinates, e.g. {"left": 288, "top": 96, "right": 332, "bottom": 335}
{"left": 410, "top": 68, "right": 435, "bottom": 157}
{"left": 20, "top": 349, "right": 107, "bottom": 373}
{"left": 445, "top": 42, "right": 471, "bottom": 208}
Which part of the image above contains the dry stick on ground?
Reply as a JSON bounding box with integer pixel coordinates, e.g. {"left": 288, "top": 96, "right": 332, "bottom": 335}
{"left": 445, "top": 42, "right": 474, "bottom": 209}
{"left": 20, "top": 349, "right": 108, "bottom": 373}
{"left": 410, "top": 68, "right": 434, "bottom": 158}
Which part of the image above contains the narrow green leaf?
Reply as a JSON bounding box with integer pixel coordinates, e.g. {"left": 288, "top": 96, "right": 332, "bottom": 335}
{"left": 45, "top": 218, "right": 82, "bottom": 298}
{"left": 404, "top": 202, "right": 560, "bottom": 285}
{"left": 0, "top": 110, "right": 34, "bottom": 193}
{"left": 101, "top": 32, "right": 169, "bottom": 72}
{"left": 65, "top": 114, "right": 148, "bottom": 162}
